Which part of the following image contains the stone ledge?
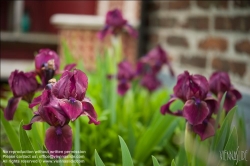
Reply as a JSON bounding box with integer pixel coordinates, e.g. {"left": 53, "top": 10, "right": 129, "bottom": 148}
{"left": 50, "top": 14, "right": 139, "bottom": 30}
{"left": 0, "top": 59, "right": 34, "bottom": 80}
{"left": 0, "top": 32, "right": 58, "bottom": 45}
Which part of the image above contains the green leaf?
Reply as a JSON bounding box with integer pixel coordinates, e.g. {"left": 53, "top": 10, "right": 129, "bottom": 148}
{"left": 118, "top": 136, "right": 134, "bottom": 166}
{"left": 213, "top": 107, "right": 236, "bottom": 151}
{"left": 95, "top": 150, "right": 105, "bottom": 166}
{"left": 171, "top": 159, "right": 176, "bottom": 166}
{"left": 0, "top": 148, "right": 15, "bottom": 166}
{"left": 152, "top": 156, "right": 160, "bottom": 166}
{"left": 0, "top": 111, "right": 21, "bottom": 151}
{"left": 19, "top": 121, "right": 41, "bottom": 166}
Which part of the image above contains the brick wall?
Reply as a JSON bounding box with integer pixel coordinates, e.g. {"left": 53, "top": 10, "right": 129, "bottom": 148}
{"left": 144, "top": 0, "right": 250, "bottom": 87}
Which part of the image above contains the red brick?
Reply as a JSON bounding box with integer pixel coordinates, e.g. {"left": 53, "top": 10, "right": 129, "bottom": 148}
{"left": 167, "top": 36, "right": 189, "bottom": 48}
{"left": 215, "top": 17, "right": 233, "bottom": 30}
{"left": 212, "top": 58, "right": 246, "bottom": 77}
{"left": 160, "top": 18, "right": 178, "bottom": 28}
{"left": 215, "top": 16, "right": 250, "bottom": 32}
{"left": 232, "top": 16, "right": 250, "bottom": 32}
{"left": 147, "top": 33, "right": 159, "bottom": 46}
{"left": 196, "top": 1, "right": 228, "bottom": 9}
{"left": 199, "top": 37, "right": 228, "bottom": 52}
{"left": 163, "top": 1, "right": 190, "bottom": 10}
{"left": 183, "top": 17, "right": 209, "bottom": 30}
{"left": 235, "top": 40, "right": 250, "bottom": 56}
{"left": 180, "top": 55, "right": 206, "bottom": 68}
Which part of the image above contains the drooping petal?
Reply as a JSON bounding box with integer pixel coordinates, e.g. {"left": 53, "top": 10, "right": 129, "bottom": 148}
{"left": 64, "top": 63, "right": 76, "bottom": 71}
{"left": 231, "top": 88, "right": 242, "bottom": 100}
{"left": 160, "top": 97, "right": 183, "bottom": 116}
{"left": 183, "top": 99, "right": 209, "bottom": 125}
{"left": 29, "top": 95, "right": 42, "bottom": 108}
{"left": 124, "top": 24, "right": 138, "bottom": 38}
{"left": 224, "top": 90, "right": 238, "bottom": 113}
{"left": 23, "top": 115, "right": 44, "bottom": 130}
{"left": 97, "top": 25, "right": 110, "bottom": 40}
{"left": 41, "top": 105, "right": 67, "bottom": 126}
{"left": 192, "top": 118, "right": 216, "bottom": 141}
{"left": 117, "top": 81, "right": 130, "bottom": 96}
{"left": 59, "top": 98, "right": 83, "bottom": 121}
{"left": 141, "top": 73, "right": 161, "bottom": 92}
{"left": 82, "top": 98, "right": 100, "bottom": 125}
{"left": 45, "top": 125, "right": 72, "bottom": 157}
{"left": 4, "top": 97, "right": 21, "bottom": 120}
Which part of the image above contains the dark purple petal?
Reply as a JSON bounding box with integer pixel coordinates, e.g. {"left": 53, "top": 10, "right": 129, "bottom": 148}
{"left": 124, "top": 24, "right": 138, "bottom": 38}
{"left": 117, "top": 61, "right": 136, "bottom": 81}
{"left": 141, "top": 73, "right": 161, "bottom": 92}
{"left": 35, "top": 49, "right": 60, "bottom": 71}
{"left": 117, "top": 81, "right": 130, "bottom": 96}
{"left": 29, "top": 95, "right": 42, "bottom": 108}
{"left": 82, "top": 98, "right": 100, "bottom": 125}
{"left": 45, "top": 125, "right": 72, "bottom": 157}
{"left": 8, "top": 70, "right": 38, "bottom": 97}
{"left": 209, "top": 71, "right": 231, "bottom": 95}
{"left": 231, "top": 88, "right": 242, "bottom": 100}
{"left": 23, "top": 115, "right": 44, "bottom": 130}
{"left": 205, "top": 97, "right": 219, "bottom": 117}
{"left": 59, "top": 98, "right": 83, "bottom": 121}
{"left": 4, "top": 97, "right": 21, "bottom": 120}
{"left": 52, "top": 69, "right": 88, "bottom": 101}
{"left": 40, "top": 105, "right": 67, "bottom": 126}
{"left": 63, "top": 63, "right": 76, "bottom": 71}
{"left": 183, "top": 99, "right": 209, "bottom": 125}
{"left": 173, "top": 71, "right": 190, "bottom": 101}
{"left": 192, "top": 118, "right": 216, "bottom": 141}
{"left": 223, "top": 90, "right": 239, "bottom": 112}
{"left": 160, "top": 97, "right": 183, "bottom": 116}
{"left": 174, "top": 71, "right": 209, "bottom": 101}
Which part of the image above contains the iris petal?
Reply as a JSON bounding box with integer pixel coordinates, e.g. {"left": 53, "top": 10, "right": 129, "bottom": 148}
{"left": 63, "top": 63, "right": 76, "bottom": 71}
{"left": 45, "top": 125, "right": 72, "bottom": 157}
{"left": 183, "top": 99, "right": 209, "bottom": 125}
{"left": 4, "top": 97, "right": 21, "bottom": 120}
{"left": 23, "top": 115, "right": 44, "bottom": 130}
{"left": 192, "top": 118, "right": 216, "bottom": 141}
{"left": 29, "top": 95, "right": 42, "bottom": 108}
{"left": 82, "top": 98, "right": 100, "bottom": 125}
{"left": 117, "top": 81, "right": 130, "bottom": 96}
{"left": 160, "top": 97, "right": 183, "bottom": 116}
{"left": 59, "top": 99, "right": 83, "bottom": 121}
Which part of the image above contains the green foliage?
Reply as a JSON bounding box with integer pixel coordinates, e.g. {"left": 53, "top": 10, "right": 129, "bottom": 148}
{"left": 1, "top": 36, "right": 247, "bottom": 166}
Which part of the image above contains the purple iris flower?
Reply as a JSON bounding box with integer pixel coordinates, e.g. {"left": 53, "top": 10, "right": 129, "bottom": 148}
{"left": 209, "top": 71, "right": 242, "bottom": 112}
{"left": 139, "top": 45, "right": 174, "bottom": 76}
{"left": 97, "top": 9, "right": 138, "bottom": 40}
{"left": 35, "top": 49, "right": 60, "bottom": 87}
{"left": 23, "top": 69, "right": 100, "bottom": 157}
{"left": 161, "top": 71, "right": 218, "bottom": 140}
{"left": 140, "top": 73, "right": 161, "bottom": 92}
{"left": 4, "top": 70, "right": 39, "bottom": 120}
{"left": 116, "top": 61, "right": 136, "bottom": 95}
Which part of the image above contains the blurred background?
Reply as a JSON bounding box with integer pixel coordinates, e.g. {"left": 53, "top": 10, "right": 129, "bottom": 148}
{"left": 1, "top": 0, "right": 250, "bottom": 143}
